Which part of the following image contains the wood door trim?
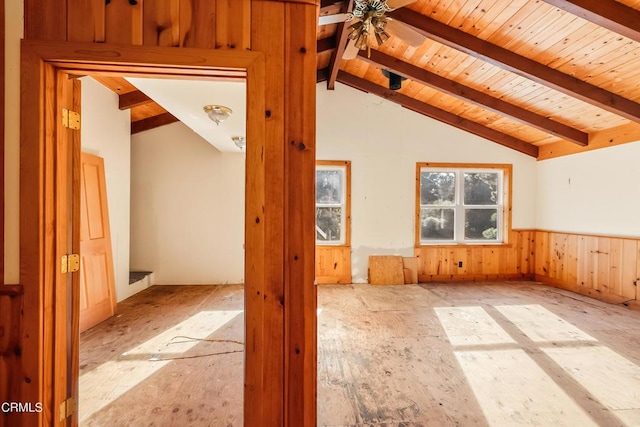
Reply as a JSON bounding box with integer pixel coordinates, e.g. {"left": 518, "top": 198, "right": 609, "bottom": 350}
{"left": 19, "top": 39, "right": 266, "bottom": 426}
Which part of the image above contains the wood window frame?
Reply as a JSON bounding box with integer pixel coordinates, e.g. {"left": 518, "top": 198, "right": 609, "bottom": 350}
{"left": 415, "top": 162, "right": 513, "bottom": 248}
{"left": 315, "top": 160, "right": 351, "bottom": 247}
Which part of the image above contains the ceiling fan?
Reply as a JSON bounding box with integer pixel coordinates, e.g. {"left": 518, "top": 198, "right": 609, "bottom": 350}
{"left": 319, "top": 0, "right": 427, "bottom": 59}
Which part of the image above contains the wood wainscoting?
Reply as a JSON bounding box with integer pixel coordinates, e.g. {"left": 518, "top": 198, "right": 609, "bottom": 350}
{"left": 414, "top": 229, "right": 640, "bottom": 308}
{"left": 534, "top": 230, "right": 640, "bottom": 305}
{"left": 415, "top": 230, "right": 536, "bottom": 282}
{"left": 316, "top": 246, "right": 352, "bottom": 284}
{"left": 0, "top": 285, "right": 23, "bottom": 423}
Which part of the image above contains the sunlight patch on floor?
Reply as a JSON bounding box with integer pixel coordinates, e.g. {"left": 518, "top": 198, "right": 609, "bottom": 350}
{"left": 79, "top": 310, "right": 242, "bottom": 422}
{"left": 495, "top": 304, "right": 597, "bottom": 343}
{"left": 434, "top": 306, "right": 515, "bottom": 345}
{"left": 455, "top": 349, "right": 597, "bottom": 426}
{"left": 122, "top": 310, "right": 243, "bottom": 356}
{"left": 543, "top": 345, "right": 640, "bottom": 426}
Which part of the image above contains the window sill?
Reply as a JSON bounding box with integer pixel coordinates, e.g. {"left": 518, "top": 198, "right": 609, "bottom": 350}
{"left": 416, "top": 242, "right": 513, "bottom": 249}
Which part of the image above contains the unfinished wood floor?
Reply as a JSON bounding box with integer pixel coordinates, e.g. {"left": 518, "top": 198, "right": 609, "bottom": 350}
{"left": 79, "top": 282, "right": 640, "bottom": 426}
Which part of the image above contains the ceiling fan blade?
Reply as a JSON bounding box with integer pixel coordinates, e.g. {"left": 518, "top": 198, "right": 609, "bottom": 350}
{"left": 342, "top": 38, "right": 359, "bottom": 60}
{"left": 386, "top": 0, "right": 416, "bottom": 9}
{"left": 318, "top": 13, "right": 349, "bottom": 26}
{"left": 386, "top": 18, "right": 427, "bottom": 47}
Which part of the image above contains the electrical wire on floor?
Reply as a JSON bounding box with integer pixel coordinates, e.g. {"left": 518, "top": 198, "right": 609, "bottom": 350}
{"left": 148, "top": 335, "right": 244, "bottom": 362}
{"left": 168, "top": 335, "right": 244, "bottom": 346}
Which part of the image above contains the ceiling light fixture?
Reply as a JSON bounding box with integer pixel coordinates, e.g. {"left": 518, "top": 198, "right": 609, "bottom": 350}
{"left": 381, "top": 69, "right": 406, "bottom": 90}
{"left": 232, "top": 136, "right": 246, "bottom": 150}
{"left": 203, "top": 104, "right": 232, "bottom": 125}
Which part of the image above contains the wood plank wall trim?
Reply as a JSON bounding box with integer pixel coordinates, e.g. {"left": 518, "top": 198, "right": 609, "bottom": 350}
{"left": 0, "top": 292, "right": 22, "bottom": 427}
{"left": 415, "top": 230, "right": 536, "bottom": 281}
{"left": 533, "top": 230, "right": 639, "bottom": 303}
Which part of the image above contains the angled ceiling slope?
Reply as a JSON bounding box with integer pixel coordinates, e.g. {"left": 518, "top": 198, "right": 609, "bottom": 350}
{"left": 125, "top": 77, "right": 247, "bottom": 153}
{"left": 317, "top": 0, "right": 640, "bottom": 157}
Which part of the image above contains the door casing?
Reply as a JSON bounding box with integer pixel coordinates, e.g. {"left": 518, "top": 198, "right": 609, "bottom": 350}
{"left": 19, "top": 40, "right": 267, "bottom": 426}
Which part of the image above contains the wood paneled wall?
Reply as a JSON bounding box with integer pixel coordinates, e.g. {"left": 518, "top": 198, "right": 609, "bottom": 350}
{"left": 415, "top": 230, "right": 536, "bottom": 282}
{"left": 534, "top": 230, "right": 639, "bottom": 304}
{"left": 0, "top": 286, "right": 22, "bottom": 427}
{"left": 26, "top": 0, "right": 252, "bottom": 49}
{"left": 415, "top": 229, "right": 640, "bottom": 307}
{"left": 316, "top": 246, "right": 351, "bottom": 284}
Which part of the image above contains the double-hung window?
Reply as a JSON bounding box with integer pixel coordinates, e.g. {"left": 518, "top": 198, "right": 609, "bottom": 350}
{"left": 316, "top": 161, "right": 351, "bottom": 245}
{"left": 417, "top": 163, "right": 511, "bottom": 245}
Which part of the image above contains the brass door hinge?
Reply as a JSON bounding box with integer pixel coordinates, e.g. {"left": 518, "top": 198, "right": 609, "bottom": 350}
{"left": 62, "top": 108, "right": 81, "bottom": 130}
{"left": 61, "top": 254, "right": 80, "bottom": 274}
{"left": 59, "top": 397, "right": 76, "bottom": 421}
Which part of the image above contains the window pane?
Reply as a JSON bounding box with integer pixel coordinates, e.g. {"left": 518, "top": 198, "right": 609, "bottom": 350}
{"left": 316, "top": 207, "right": 342, "bottom": 242}
{"left": 421, "top": 172, "right": 456, "bottom": 205}
{"left": 316, "top": 170, "right": 342, "bottom": 204}
{"left": 420, "top": 208, "right": 455, "bottom": 240}
{"left": 465, "top": 209, "right": 498, "bottom": 240}
{"left": 464, "top": 172, "right": 499, "bottom": 205}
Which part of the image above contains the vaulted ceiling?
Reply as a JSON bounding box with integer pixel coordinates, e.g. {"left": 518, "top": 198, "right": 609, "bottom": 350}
{"left": 317, "top": 0, "right": 640, "bottom": 158}
{"left": 105, "top": 0, "right": 640, "bottom": 159}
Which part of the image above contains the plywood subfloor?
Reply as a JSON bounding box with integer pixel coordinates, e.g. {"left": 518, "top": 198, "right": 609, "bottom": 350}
{"left": 79, "top": 282, "right": 640, "bottom": 426}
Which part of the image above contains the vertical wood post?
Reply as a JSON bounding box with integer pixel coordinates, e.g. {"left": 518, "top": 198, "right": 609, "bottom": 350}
{"left": 0, "top": 0, "right": 4, "bottom": 283}
{"left": 249, "top": 1, "right": 318, "bottom": 425}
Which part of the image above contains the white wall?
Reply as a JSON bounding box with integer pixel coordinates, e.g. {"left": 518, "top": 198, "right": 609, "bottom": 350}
{"left": 4, "top": 0, "right": 23, "bottom": 284}
{"left": 537, "top": 141, "right": 640, "bottom": 237}
{"left": 317, "top": 82, "right": 539, "bottom": 282}
{"left": 81, "top": 77, "right": 142, "bottom": 302}
{"left": 130, "top": 123, "right": 245, "bottom": 285}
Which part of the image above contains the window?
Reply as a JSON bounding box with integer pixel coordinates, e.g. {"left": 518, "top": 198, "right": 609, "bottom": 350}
{"left": 416, "top": 163, "right": 511, "bottom": 245}
{"left": 316, "top": 161, "right": 351, "bottom": 245}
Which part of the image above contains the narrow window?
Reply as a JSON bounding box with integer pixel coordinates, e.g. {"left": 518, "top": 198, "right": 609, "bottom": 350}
{"left": 316, "top": 161, "right": 350, "bottom": 245}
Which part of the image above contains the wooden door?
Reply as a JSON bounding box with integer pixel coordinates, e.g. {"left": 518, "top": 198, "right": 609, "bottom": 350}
{"left": 79, "top": 153, "right": 117, "bottom": 333}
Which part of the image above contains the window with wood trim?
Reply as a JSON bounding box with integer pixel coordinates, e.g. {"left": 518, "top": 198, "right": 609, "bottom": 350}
{"left": 416, "top": 163, "right": 512, "bottom": 245}
{"left": 316, "top": 161, "right": 351, "bottom": 245}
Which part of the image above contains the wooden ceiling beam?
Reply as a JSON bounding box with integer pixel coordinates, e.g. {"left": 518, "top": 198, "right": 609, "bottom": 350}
{"left": 360, "top": 50, "right": 588, "bottom": 146}
{"left": 131, "top": 112, "right": 179, "bottom": 134}
{"left": 320, "top": 0, "right": 344, "bottom": 7}
{"left": 336, "top": 71, "right": 539, "bottom": 157}
{"left": 540, "top": 0, "right": 640, "bottom": 43}
{"left": 389, "top": 8, "right": 640, "bottom": 124}
{"left": 119, "top": 90, "right": 152, "bottom": 110}
{"left": 317, "top": 36, "right": 337, "bottom": 54}
{"left": 327, "top": 0, "right": 353, "bottom": 90}
{"left": 317, "top": 67, "right": 329, "bottom": 83}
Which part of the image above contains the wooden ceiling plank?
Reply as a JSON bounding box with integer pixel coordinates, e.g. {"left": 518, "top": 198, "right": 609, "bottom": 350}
{"left": 389, "top": 7, "right": 640, "bottom": 123}
{"left": 336, "top": 70, "right": 539, "bottom": 157}
{"left": 119, "top": 90, "right": 153, "bottom": 110}
{"left": 540, "top": 0, "right": 640, "bottom": 43}
{"left": 327, "top": 0, "right": 353, "bottom": 90}
{"left": 361, "top": 49, "right": 588, "bottom": 145}
{"left": 131, "top": 112, "right": 179, "bottom": 134}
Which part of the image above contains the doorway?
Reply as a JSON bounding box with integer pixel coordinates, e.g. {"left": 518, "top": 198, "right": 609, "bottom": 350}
{"left": 19, "top": 40, "right": 269, "bottom": 425}
{"left": 77, "top": 74, "right": 247, "bottom": 423}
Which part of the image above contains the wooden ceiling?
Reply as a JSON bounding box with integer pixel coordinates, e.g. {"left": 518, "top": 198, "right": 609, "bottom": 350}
{"left": 91, "top": 76, "right": 179, "bottom": 134}
{"left": 101, "top": 0, "right": 640, "bottom": 159}
{"left": 318, "top": 0, "right": 640, "bottom": 158}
